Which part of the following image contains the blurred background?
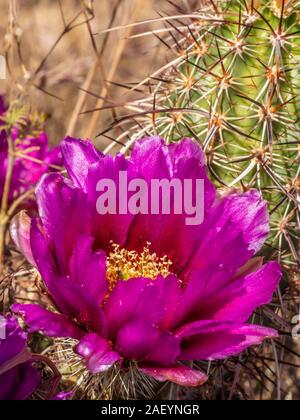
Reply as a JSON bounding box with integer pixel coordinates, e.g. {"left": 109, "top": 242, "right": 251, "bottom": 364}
{"left": 0, "top": 0, "right": 202, "bottom": 148}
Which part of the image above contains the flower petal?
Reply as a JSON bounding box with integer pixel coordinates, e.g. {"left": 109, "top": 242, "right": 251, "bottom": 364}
{"left": 177, "top": 190, "right": 270, "bottom": 316}
{"left": 177, "top": 320, "right": 278, "bottom": 360}
{"left": 86, "top": 154, "right": 138, "bottom": 250}
{"left": 172, "top": 236, "right": 253, "bottom": 328}
{"left": 233, "top": 257, "right": 264, "bottom": 279}
{"left": 61, "top": 137, "right": 103, "bottom": 191}
{"left": 185, "top": 190, "right": 269, "bottom": 276}
{"left": 35, "top": 173, "right": 89, "bottom": 272}
{"left": 139, "top": 365, "right": 208, "bottom": 387}
{"left": 144, "top": 331, "right": 181, "bottom": 366}
{"left": 44, "top": 146, "right": 62, "bottom": 168}
{"left": 126, "top": 137, "right": 215, "bottom": 272}
{"left": 0, "top": 316, "right": 29, "bottom": 369}
{"left": 115, "top": 319, "right": 160, "bottom": 361}
{"left": 0, "top": 367, "right": 17, "bottom": 400}
{"left": 10, "top": 211, "right": 35, "bottom": 266}
{"left": 158, "top": 274, "right": 183, "bottom": 331}
{"left": 197, "top": 261, "right": 281, "bottom": 323}
{"left": 75, "top": 333, "right": 121, "bottom": 374}
{"left": 227, "top": 190, "right": 270, "bottom": 254}
{"left": 68, "top": 235, "right": 108, "bottom": 306}
{"left": 12, "top": 304, "right": 84, "bottom": 340}
{"left": 0, "top": 96, "right": 6, "bottom": 116}
{"left": 0, "top": 130, "right": 8, "bottom": 197}
{"left": 30, "top": 222, "right": 108, "bottom": 337}
{"left": 104, "top": 277, "right": 165, "bottom": 338}
{"left": 0, "top": 363, "right": 40, "bottom": 400}
{"left": 52, "top": 392, "right": 72, "bottom": 400}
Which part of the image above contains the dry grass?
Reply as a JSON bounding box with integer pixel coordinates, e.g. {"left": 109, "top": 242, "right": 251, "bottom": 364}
{"left": 0, "top": 0, "right": 177, "bottom": 145}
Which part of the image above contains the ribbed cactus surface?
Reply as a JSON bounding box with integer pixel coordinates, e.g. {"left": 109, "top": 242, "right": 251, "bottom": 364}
{"left": 131, "top": 0, "right": 300, "bottom": 269}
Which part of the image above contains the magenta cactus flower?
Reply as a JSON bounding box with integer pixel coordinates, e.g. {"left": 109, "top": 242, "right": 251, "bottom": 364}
{"left": 0, "top": 314, "right": 40, "bottom": 400}
{"left": 12, "top": 136, "right": 281, "bottom": 387}
{"left": 0, "top": 96, "right": 62, "bottom": 205}
{"left": 0, "top": 96, "right": 6, "bottom": 118}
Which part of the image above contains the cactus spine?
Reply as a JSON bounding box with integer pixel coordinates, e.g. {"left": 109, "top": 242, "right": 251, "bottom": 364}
{"left": 120, "top": 0, "right": 300, "bottom": 270}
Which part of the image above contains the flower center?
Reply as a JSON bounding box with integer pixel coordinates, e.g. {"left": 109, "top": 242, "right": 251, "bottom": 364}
{"left": 106, "top": 242, "right": 173, "bottom": 290}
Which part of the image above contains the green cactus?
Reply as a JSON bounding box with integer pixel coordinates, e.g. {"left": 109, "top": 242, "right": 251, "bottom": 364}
{"left": 119, "top": 0, "right": 300, "bottom": 271}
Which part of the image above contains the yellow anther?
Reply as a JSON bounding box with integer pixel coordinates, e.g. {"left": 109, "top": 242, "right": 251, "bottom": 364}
{"left": 106, "top": 242, "right": 173, "bottom": 290}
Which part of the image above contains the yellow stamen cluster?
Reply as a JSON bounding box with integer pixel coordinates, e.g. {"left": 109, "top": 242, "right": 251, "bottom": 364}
{"left": 106, "top": 242, "right": 173, "bottom": 290}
